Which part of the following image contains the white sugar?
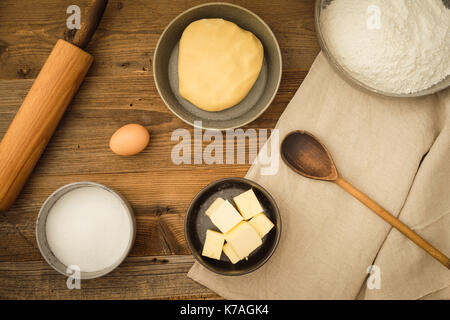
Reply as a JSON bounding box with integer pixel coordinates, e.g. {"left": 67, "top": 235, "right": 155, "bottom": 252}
{"left": 46, "top": 186, "right": 132, "bottom": 273}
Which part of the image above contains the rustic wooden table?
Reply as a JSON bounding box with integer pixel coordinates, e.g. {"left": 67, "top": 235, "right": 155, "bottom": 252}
{"left": 0, "top": 0, "right": 319, "bottom": 299}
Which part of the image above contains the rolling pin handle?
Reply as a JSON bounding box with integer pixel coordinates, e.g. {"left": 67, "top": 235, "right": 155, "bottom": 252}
{"left": 72, "top": 0, "right": 108, "bottom": 49}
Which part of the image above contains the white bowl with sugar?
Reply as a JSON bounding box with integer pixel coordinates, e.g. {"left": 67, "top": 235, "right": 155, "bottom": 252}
{"left": 36, "top": 182, "right": 135, "bottom": 279}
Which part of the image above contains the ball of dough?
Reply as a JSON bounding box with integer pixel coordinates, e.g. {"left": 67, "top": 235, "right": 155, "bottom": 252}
{"left": 178, "top": 19, "right": 264, "bottom": 112}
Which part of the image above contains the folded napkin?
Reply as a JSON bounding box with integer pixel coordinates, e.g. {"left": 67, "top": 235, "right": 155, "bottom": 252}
{"left": 188, "top": 53, "right": 450, "bottom": 300}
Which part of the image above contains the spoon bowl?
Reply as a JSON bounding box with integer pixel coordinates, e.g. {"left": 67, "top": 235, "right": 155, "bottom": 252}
{"left": 281, "top": 131, "right": 337, "bottom": 181}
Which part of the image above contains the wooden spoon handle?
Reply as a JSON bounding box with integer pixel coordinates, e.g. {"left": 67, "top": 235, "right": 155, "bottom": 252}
{"left": 335, "top": 176, "right": 450, "bottom": 269}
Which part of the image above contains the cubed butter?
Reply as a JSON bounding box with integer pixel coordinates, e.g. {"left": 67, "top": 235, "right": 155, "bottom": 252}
{"left": 233, "top": 189, "right": 264, "bottom": 220}
{"left": 202, "top": 230, "right": 224, "bottom": 260}
{"left": 209, "top": 200, "right": 243, "bottom": 233}
{"left": 249, "top": 213, "right": 274, "bottom": 238}
{"left": 225, "top": 221, "right": 262, "bottom": 259}
{"left": 205, "top": 197, "right": 225, "bottom": 217}
{"left": 223, "top": 242, "right": 241, "bottom": 264}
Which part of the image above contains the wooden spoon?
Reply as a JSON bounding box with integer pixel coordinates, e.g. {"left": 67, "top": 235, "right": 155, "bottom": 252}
{"left": 281, "top": 130, "right": 450, "bottom": 269}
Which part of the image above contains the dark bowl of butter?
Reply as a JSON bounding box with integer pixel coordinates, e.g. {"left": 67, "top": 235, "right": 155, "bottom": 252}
{"left": 185, "top": 177, "right": 282, "bottom": 276}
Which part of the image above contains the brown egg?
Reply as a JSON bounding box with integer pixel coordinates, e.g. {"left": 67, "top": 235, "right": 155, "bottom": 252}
{"left": 109, "top": 124, "right": 150, "bottom": 156}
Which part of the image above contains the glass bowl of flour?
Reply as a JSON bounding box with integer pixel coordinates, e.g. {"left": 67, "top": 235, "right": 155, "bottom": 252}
{"left": 315, "top": 0, "right": 450, "bottom": 97}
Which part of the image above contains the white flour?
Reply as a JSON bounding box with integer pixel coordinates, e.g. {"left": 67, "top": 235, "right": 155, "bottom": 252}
{"left": 320, "top": 0, "right": 450, "bottom": 94}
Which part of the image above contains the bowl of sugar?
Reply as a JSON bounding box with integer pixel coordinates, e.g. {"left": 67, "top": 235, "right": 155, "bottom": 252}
{"left": 36, "top": 182, "right": 136, "bottom": 279}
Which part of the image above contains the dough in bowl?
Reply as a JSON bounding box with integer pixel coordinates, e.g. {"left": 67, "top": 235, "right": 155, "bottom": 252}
{"left": 178, "top": 18, "right": 264, "bottom": 112}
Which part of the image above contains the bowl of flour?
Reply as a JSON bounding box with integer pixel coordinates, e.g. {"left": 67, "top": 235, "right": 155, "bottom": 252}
{"left": 316, "top": 0, "right": 450, "bottom": 97}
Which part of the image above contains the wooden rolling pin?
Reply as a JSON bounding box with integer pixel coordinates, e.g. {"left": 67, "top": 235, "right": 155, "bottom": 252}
{"left": 0, "top": 0, "right": 108, "bottom": 211}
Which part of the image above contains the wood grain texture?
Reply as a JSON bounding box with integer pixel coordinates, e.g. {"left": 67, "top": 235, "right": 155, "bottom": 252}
{"left": 0, "top": 0, "right": 319, "bottom": 299}
{"left": 0, "top": 255, "right": 218, "bottom": 299}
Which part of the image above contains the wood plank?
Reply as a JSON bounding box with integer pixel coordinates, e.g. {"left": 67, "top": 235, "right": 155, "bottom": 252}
{"left": 0, "top": 255, "right": 220, "bottom": 299}
{"left": 0, "top": 69, "right": 306, "bottom": 263}
{"left": 0, "top": 0, "right": 318, "bottom": 298}
{"left": 0, "top": 0, "right": 318, "bottom": 80}
{"left": 0, "top": 72, "right": 305, "bottom": 175}
{"left": 0, "top": 169, "right": 250, "bottom": 262}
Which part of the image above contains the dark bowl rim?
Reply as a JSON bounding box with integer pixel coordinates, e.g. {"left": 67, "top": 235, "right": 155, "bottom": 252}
{"left": 153, "top": 2, "right": 283, "bottom": 131}
{"left": 184, "top": 177, "right": 282, "bottom": 276}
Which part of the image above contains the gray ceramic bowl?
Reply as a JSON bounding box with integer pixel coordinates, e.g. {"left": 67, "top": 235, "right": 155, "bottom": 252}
{"left": 36, "top": 182, "right": 136, "bottom": 280}
{"left": 185, "top": 177, "right": 281, "bottom": 276}
{"left": 153, "top": 2, "right": 282, "bottom": 130}
{"left": 315, "top": 0, "right": 450, "bottom": 97}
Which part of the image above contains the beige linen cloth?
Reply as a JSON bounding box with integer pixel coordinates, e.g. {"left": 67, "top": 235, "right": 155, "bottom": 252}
{"left": 188, "top": 53, "right": 450, "bottom": 300}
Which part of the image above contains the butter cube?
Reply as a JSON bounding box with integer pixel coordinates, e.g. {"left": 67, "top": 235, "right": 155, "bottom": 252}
{"left": 209, "top": 200, "right": 243, "bottom": 233}
{"left": 233, "top": 189, "right": 264, "bottom": 220}
{"left": 249, "top": 213, "right": 274, "bottom": 238}
{"left": 223, "top": 242, "right": 241, "bottom": 264}
{"left": 205, "top": 197, "right": 225, "bottom": 217}
{"left": 202, "top": 230, "right": 224, "bottom": 260}
{"left": 225, "top": 221, "right": 262, "bottom": 259}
